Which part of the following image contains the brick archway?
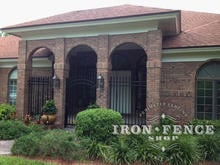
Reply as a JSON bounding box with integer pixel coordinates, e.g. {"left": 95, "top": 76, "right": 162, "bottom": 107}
{"left": 65, "top": 45, "right": 97, "bottom": 127}
{"left": 108, "top": 31, "right": 163, "bottom": 124}
{"left": 109, "top": 42, "right": 147, "bottom": 125}
{"left": 27, "top": 47, "right": 54, "bottom": 117}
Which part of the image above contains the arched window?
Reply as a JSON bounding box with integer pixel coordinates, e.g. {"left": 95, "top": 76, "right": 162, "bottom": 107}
{"left": 196, "top": 62, "right": 220, "bottom": 120}
{"left": 8, "top": 69, "right": 17, "bottom": 105}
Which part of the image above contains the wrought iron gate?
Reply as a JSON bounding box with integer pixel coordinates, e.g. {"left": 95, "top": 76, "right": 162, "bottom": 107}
{"left": 28, "top": 76, "right": 53, "bottom": 116}
{"left": 110, "top": 71, "right": 146, "bottom": 125}
{"left": 65, "top": 68, "right": 96, "bottom": 127}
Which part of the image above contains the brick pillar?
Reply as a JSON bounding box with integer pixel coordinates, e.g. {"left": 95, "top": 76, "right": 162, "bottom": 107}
{"left": 96, "top": 35, "right": 109, "bottom": 108}
{"left": 146, "top": 30, "right": 162, "bottom": 124}
{"left": 53, "top": 39, "right": 65, "bottom": 128}
{"left": 16, "top": 40, "right": 31, "bottom": 119}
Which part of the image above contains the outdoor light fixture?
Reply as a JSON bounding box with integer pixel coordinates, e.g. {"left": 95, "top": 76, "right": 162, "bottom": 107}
{"left": 97, "top": 74, "right": 104, "bottom": 90}
{"left": 52, "top": 74, "right": 60, "bottom": 89}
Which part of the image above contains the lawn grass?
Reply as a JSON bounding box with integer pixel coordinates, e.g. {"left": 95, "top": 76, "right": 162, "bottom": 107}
{"left": 0, "top": 156, "right": 57, "bottom": 165}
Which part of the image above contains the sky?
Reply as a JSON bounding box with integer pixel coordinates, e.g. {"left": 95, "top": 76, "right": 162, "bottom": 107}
{"left": 0, "top": 0, "right": 219, "bottom": 28}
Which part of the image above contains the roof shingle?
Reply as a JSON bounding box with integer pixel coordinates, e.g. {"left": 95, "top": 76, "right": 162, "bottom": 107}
{"left": 1, "top": 5, "right": 219, "bottom": 55}
{"left": 163, "top": 11, "right": 220, "bottom": 48}
{"left": 3, "top": 5, "right": 175, "bottom": 29}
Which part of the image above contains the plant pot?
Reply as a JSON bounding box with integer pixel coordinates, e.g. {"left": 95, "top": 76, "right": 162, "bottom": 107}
{"left": 41, "top": 114, "right": 56, "bottom": 125}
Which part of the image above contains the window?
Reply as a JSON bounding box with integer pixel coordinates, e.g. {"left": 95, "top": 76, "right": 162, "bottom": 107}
{"left": 196, "top": 62, "right": 220, "bottom": 120}
{"left": 8, "top": 69, "right": 17, "bottom": 105}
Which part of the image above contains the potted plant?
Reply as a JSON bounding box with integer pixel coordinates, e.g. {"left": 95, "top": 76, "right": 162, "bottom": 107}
{"left": 41, "top": 99, "right": 57, "bottom": 125}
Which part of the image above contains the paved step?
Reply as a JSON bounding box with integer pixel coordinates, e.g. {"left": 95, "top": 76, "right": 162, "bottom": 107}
{"left": 0, "top": 140, "right": 14, "bottom": 155}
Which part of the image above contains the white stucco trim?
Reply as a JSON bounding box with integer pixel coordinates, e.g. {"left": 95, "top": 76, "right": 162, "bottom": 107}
{"left": 162, "top": 47, "right": 220, "bottom": 62}
{"left": 0, "top": 58, "right": 17, "bottom": 68}
{"left": 0, "top": 58, "right": 52, "bottom": 68}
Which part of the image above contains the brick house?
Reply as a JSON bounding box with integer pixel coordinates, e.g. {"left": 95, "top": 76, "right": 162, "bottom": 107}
{"left": 0, "top": 5, "right": 219, "bottom": 127}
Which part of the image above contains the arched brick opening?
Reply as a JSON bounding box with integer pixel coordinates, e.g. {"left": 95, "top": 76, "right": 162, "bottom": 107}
{"left": 65, "top": 45, "right": 97, "bottom": 127}
{"left": 109, "top": 42, "right": 147, "bottom": 125}
{"left": 27, "top": 47, "right": 55, "bottom": 117}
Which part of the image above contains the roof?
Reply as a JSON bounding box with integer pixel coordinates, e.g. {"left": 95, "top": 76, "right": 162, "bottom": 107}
{"left": 0, "top": 5, "right": 219, "bottom": 60}
{"left": 0, "top": 35, "right": 20, "bottom": 58}
{"left": 3, "top": 5, "right": 175, "bottom": 29}
{"left": 163, "top": 11, "right": 220, "bottom": 48}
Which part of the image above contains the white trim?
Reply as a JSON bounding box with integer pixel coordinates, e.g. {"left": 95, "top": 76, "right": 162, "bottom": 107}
{"left": 0, "top": 59, "right": 17, "bottom": 68}
{"left": 162, "top": 47, "right": 220, "bottom": 62}
{"left": 0, "top": 58, "right": 52, "bottom": 68}
{"left": 163, "top": 47, "right": 220, "bottom": 54}
{"left": 20, "top": 21, "right": 158, "bottom": 40}
{"left": 32, "top": 58, "right": 52, "bottom": 68}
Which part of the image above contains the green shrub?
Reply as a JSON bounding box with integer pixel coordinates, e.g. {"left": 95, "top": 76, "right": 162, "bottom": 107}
{"left": 12, "top": 129, "right": 86, "bottom": 161}
{"left": 81, "top": 138, "right": 101, "bottom": 159}
{"left": 0, "top": 120, "right": 44, "bottom": 140}
{"left": 12, "top": 132, "right": 43, "bottom": 156}
{"left": 190, "top": 119, "right": 220, "bottom": 134}
{"left": 122, "top": 134, "right": 162, "bottom": 164}
{"left": 0, "top": 103, "right": 16, "bottom": 120}
{"left": 124, "top": 134, "right": 147, "bottom": 148}
{"left": 39, "top": 129, "right": 85, "bottom": 161}
{"left": 0, "top": 120, "right": 30, "bottom": 140}
{"left": 135, "top": 140, "right": 162, "bottom": 164}
{"left": 81, "top": 138, "right": 109, "bottom": 160}
{"left": 165, "top": 136, "right": 201, "bottom": 165}
{"left": 42, "top": 100, "right": 57, "bottom": 115}
{"left": 104, "top": 136, "right": 137, "bottom": 165}
{"left": 29, "top": 122, "right": 45, "bottom": 133}
{"left": 197, "top": 135, "right": 220, "bottom": 161}
{"left": 75, "top": 108, "right": 123, "bottom": 143}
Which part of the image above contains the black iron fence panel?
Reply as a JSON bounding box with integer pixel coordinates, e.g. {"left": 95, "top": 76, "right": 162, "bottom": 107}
{"left": 110, "top": 71, "right": 146, "bottom": 125}
{"left": 28, "top": 76, "right": 53, "bottom": 116}
{"left": 65, "top": 68, "right": 97, "bottom": 127}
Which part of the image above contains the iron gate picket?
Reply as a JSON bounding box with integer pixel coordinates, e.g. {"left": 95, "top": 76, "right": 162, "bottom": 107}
{"left": 110, "top": 71, "right": 146, "bottom": 125}
{"left": 28, "top": 76, "right": 53, "bottom": 116}
{"left": 65, "top": 68, "right": 97, "bottom": 127}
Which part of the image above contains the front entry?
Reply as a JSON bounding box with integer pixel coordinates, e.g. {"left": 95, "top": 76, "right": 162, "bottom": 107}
{"left": 65, "top": 46, "right": 97, "bottom": 127}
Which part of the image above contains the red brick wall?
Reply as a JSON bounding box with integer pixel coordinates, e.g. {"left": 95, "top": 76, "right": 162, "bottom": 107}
{"left": 0, "top": 68, "right": 11, "bottom": 104}
{"left": 16, "top": 31, "right": 213, "bottom": 126}
{"left": 160, "top": 62, "right": 203, "bottom": 122}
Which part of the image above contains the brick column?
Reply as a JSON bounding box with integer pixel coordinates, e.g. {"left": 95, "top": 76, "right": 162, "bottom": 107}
{"left": 16, "top": 40, "right": 31, "bottom": 119}
{"left": 146, "top": 30, "right": 162, "bottom": 124}
{"left": 96, "top": 35, "right": 109, "bottom": 108}
{"left": 53, "top": 39, "right": 65, "bottom": 128}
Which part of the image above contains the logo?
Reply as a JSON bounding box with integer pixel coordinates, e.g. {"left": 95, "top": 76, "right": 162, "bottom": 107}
{"left": 112, "top": 102, "right": 215, "bottom": 152}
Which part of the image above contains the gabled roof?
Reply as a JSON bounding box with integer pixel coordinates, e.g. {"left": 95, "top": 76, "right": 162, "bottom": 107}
{"left": 3, "top": 5, "right": 175, "bottom": 29}
{"left": 163, "top": 11, "right": 220, "bottom": 48}
{"left": 0, "top": 4, "right": 219, "bottom": 60}
{"left": 0, "top": 35, "right": 20, "bottom": 58}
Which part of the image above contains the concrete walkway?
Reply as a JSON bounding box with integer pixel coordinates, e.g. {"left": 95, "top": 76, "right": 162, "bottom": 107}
{"left": 0, "top": 140, "right": 14, "bottom": 155}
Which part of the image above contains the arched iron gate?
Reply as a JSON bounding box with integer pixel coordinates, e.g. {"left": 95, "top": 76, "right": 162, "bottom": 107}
{"left": 65, "top": 68, "right": 97, "bottom": 127}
